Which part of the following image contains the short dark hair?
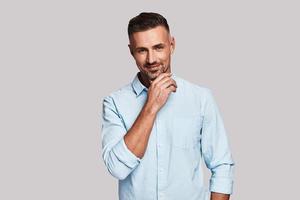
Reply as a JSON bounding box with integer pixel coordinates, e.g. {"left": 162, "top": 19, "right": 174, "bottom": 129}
{"left": 128, "top": 12, "right": 170, "bottom": 38}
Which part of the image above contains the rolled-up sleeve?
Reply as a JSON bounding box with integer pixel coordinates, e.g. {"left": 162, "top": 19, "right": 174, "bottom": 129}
{"left": 201, "top": 89, "right": 235, "bottom": 194}
{"left": 101, "top": 96, "right": 141, "bottom": 180}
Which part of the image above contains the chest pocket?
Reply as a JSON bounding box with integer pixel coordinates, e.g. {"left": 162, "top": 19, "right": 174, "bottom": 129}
{"left": 170, "top": 114, "right": 203, "bottom": 149}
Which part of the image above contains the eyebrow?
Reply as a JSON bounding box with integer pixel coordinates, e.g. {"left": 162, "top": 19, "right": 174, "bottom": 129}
{"left": 135, "top": 43, "right": 165, "bottom": 51}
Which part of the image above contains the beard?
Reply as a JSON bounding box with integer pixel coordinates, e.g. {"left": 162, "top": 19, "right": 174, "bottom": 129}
{"left": 145, "top": 64, "right": 167, "bottom": 81}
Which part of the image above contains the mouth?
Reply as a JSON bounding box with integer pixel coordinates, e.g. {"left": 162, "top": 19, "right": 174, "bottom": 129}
{"left": 147, "top": 64, "right": 161, "bottom": 72}
{"left": 148, "top": 67, "right": 160, "bottom": 72}
{"left": 147, "top": 63, "right": 160, "bottom": 68}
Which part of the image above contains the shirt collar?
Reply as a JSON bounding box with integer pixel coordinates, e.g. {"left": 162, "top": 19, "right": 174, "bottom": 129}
{"left": 131, "top": 72, "right": 147, "bottom": 97}
{"left": 131, "top": 72, "right": 177, "bottom": 97}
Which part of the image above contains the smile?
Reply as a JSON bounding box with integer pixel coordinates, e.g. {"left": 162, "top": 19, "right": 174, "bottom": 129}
{"left": 148, "top": 66, "right": 160, "bottom": 72}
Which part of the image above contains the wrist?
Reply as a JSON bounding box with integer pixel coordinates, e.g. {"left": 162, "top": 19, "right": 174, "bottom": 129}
{"left": 143, "top": 102, "right": 158, "bottom": 116}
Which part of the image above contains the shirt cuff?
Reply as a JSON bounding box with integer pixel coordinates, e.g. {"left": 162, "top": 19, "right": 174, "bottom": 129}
{"left": 210, "top": 177, "right": 234, "bottom": 194}
{"left": 112, "top": 138, "right": 141, "bottom": 169}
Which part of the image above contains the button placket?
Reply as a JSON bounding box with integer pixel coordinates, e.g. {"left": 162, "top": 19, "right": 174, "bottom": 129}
{"left": 156, "top": 114, "right": 166, "bottom": 199}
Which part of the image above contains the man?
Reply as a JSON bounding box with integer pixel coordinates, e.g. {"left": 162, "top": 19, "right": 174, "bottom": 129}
{"left": 101, "top": 12, "right": 234, "bottom": 200}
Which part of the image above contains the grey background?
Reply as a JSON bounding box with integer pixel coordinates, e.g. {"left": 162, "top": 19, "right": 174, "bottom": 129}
{"left": 1, "top": 0, "right": 299, "bottom": 199}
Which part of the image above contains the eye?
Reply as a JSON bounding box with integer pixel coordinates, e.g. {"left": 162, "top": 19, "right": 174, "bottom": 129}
{"left": 154, "top": 45, "right": 165, "bottom": 51}
{"left": 137, "top": 49, "right": 146, "bottom": 53}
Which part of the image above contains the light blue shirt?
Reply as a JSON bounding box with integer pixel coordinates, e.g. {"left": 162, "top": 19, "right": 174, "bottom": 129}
{"left": 101, "top": 73, "right": 234, "bottom": 200}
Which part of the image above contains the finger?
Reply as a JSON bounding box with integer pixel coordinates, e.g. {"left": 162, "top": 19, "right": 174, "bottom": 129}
{"left": 152, "top": 72, "right": 172, "bottom": 85}
{"left": 161, "top": 80, "right": 176, "bottom": 90}
{"left": 160, "top": 79, "right": 177, "bottom": 89}
{"left": 156, "top": 76, "right": 173, "bottom": 86}
{"left": 166, "top": 85, "right": 177, "bottom": 93}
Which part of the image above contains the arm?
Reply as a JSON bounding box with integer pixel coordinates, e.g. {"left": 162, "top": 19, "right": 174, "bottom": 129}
{"left": 124, "top": 72, "right": 177, "bottom": 158}
{"left": 211, "top": 192, "right": 230, "bottom": 200}
{"left": 201, "top": 89, "right": 235, "bottom": 198}
{"left": 123, "top": 102, "right": 157, "bottom": 159}
{"left": 101, "top": 73, "right": 177, "bottom": 180}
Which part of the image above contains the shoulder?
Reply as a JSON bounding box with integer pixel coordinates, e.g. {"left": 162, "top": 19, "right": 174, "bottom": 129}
{"left": 102, "top": 82, "right": 135, "bottom": 104}
{"left": 172, "top": 76, "right": 217, "bottom": 116}
{"left": 175, "top": 75, "right": 213, "bottom": 98}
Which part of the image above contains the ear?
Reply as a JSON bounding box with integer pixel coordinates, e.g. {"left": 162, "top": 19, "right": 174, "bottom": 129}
{"left": 170, "top": 36, "right": 175, "bottom": 54}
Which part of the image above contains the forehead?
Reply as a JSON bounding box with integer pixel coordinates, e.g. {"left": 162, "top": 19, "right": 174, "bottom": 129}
{"left": 129, "top": 26, "right": 170, "bottom": 48}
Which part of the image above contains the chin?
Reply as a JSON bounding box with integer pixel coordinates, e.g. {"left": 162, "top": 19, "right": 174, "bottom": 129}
{"left": 147, "top": 72, "right": 161, "bottom": 80}
{"left": 147, "top": 75, "right": 158, "bottom": 81}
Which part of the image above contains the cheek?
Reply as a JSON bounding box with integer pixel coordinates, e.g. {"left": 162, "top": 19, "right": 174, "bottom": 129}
{"left": 159, "top": 51, "right": 171, "bottom": 61}
{"left": 134, "top": 56, "right": 146, "bottom": 65}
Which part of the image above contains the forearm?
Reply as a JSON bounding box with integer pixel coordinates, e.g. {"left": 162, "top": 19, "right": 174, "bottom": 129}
{"left": 124, "top": 103, "right": 157, "bottom": 159}
{"left": 211, "top": 192, "right": 230, "bottom": 200}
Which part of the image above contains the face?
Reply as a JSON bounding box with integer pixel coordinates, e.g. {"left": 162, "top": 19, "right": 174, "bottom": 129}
{"left": 128, "top": 26, "right": 175, "bottom": 83}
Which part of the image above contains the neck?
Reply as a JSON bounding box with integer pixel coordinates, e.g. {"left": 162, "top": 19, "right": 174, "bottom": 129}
{"left": 137, "top": 72, "right": 151, "bottom": 88}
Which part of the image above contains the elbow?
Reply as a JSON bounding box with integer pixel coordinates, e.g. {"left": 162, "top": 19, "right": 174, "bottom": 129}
{"left": 107, "top": 166, "right": 129, "bottom": 180}
{"left": 101, "top": 140, "right": 140, "bottom": 181}
{"left": 102, "top": 152, "right": 132, "bottom": 180}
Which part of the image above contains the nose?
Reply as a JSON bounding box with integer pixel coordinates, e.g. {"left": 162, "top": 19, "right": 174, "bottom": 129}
{"left": 146, "top": 50, "right": 156, "bottom": 64}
